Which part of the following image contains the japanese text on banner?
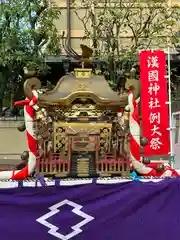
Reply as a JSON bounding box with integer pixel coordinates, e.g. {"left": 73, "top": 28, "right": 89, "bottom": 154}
{"left": 148, "top": 56, "right": 162, "bottom": 151}
{"left": 140, "top": 51, "right": 170, "bottom": 156}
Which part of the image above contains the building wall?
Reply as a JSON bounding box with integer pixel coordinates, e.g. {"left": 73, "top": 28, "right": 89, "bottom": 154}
{"left": 172, "top": 1, "right": 180, "bottom": 5}
{"left": 54, "top": 0, "right": 91, "bottom": 54}
{"left": 53, "top": 0, "right": 179, "bottom": 54}
{"left": 0, "top": 121, "right": 28, "bottom": 160}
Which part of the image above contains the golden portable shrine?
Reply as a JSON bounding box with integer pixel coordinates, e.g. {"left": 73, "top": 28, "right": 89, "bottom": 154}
{"left": 30, "top": 68, "right": 132, "bottom": 178}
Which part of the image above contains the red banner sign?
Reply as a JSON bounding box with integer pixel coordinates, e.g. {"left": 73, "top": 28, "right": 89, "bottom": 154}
{"left": 140, "top": 50, "right": 170, "bottom": 156}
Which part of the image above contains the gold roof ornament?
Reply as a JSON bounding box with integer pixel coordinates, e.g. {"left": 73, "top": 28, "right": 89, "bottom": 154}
{"left": 80, "top": 44, "right": 93, "bottom": 59}
{"left": 74, "top": 68, "right": 92, "bottom": 78}
{"left": 72, "top": 68, "right": 92, "bottom": 92}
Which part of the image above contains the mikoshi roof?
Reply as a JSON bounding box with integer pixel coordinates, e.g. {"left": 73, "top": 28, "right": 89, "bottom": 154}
{"left": 39, "top": 69, "right": 128, "bottom": 106}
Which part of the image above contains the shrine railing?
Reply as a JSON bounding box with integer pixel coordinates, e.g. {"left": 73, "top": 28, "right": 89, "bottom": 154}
{"left": 96, "top": 158, "right": 130, "bottom": 177}
{"left": 36, "top": 154, "right": 70, "bottom": 177}
{"left": 36, "top": 153, "right": 130, "bottom": 177}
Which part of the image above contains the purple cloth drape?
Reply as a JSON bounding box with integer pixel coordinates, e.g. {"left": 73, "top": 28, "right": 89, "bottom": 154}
{"left": 0, "top": 179, "right": 180, "bottom": 240}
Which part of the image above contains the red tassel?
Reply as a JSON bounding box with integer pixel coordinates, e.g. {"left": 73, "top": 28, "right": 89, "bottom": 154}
{"left": 14, "top": 100, "right": 30, "bottom": 106}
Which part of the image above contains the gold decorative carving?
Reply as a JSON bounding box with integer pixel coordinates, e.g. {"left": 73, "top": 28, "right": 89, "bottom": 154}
{"left": 74, "top": 68, "right": 92, "bottom": 78}
{"left": 54, "top": 122, "right": 111, "bottom": 129}
{"left": 53, "top": 125, "right": 68, "bottom": 154}
{"left": 72, "top": 135, "right": 96, "bottom": 152}
{"left": 99, "top": 127, "right": 111, "bottom": 156}
{"left": 64, "top": 103, "right": 103, "bottom": 118}
{"left": 53, "top": 122, "right": 112, "bottom": 153}
{"left": 111, "top": 118, "right": 128, "bottom": 158}
{"left": 72, "top": 79, "right": 91, "bottom": 92}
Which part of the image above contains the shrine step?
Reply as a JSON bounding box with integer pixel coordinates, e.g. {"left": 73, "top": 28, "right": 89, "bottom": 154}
{"left": 70, "top": 155, "right": 98, "bottom": 178}
{"left": 70, "top": 157, "right": 77, "bottom": 177}
{"left": 88, "top": 157, "right": 97, "bottom": 177}
{"left": 77, "top": 158, "right": 89, "bottom": 177}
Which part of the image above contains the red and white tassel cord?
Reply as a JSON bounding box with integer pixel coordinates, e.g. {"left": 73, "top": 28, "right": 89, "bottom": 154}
{"left": 0, "top": 90, "right": 39, "bottom": 180}
{"left": 128, "top": 91, "right": 179, "bottom": 177}
{"left": 128, "top": 91, "right": 141, "bottom": 162}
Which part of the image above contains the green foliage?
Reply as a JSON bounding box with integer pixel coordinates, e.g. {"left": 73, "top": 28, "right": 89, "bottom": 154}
{"left": 72, "top": 0, "right": 180, "bottom": 90}
{"left": 170, "top": 67, "right": 180, "bottom": 101}
{"left": 0, "top": 0, "right": 61, "bottom": 68}
{"left": 0, "top": 0, "right": 61, "bottom": 112}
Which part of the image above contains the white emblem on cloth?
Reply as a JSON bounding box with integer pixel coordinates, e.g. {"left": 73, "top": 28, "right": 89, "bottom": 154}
{"left": 36, "top": 199, "right": 94, "bottom": 239}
